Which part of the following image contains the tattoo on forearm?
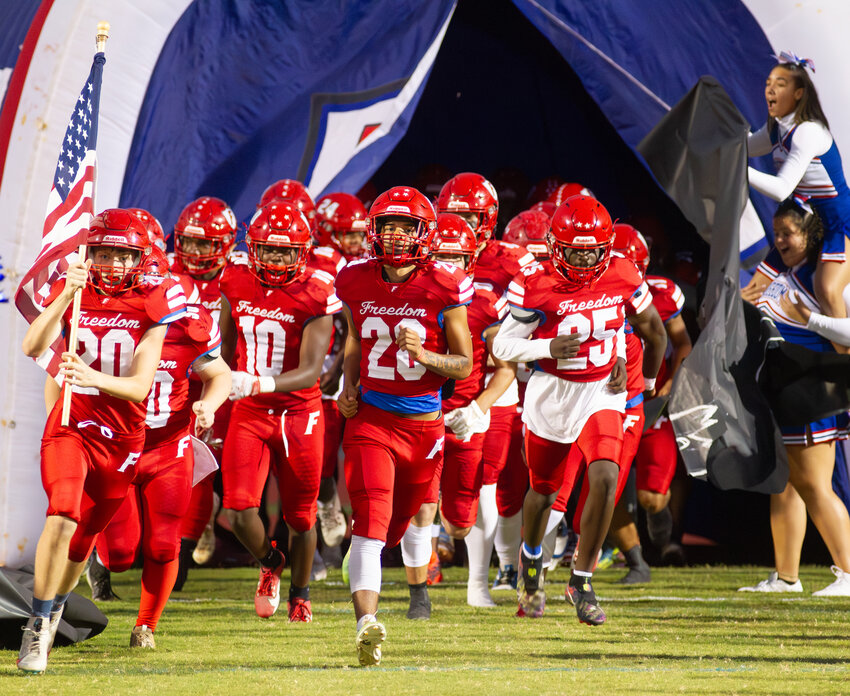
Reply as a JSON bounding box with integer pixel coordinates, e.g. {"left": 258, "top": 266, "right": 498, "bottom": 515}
{"left": 419, "top": 350, "right": 469, "bottom": 377}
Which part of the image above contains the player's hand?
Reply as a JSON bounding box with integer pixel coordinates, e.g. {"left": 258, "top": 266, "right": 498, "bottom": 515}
{"left": 62, "top": 259, "right": 91, "bottom": 298}
{"left": 60, "top": 351, "right": 99, "bottom": 389}
{"left": 655, "top": 379, "right": 673, "bottom": 398}
{"left": 337, "top": 382, "right": 359, "bottom": 418}
{"left": 607, "top": 357, "right": 627, "bottom": 393}
{"left": 550, "top": 334, "right": 581, "bottom": 359}
{"left": 320, "top": 370, "right": 341, "bottom": 396}
{"left": 396, "top": 327, "right": 424, "bottom": 362}
{"left": 192, "top": 400, "right": 215, "bottom": 433}
{"left": 229, "top": 371, "right": 260, "bottom": 400}
{"left": 444, "top": 401, "right": 490, "bottom": 442}
{"left": 779, "top": 289, "right": 812, "bottom": 325}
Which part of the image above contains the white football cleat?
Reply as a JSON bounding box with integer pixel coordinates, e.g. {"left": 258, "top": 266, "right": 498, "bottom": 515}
{"left": 355, "top": 617, "right": 386, "bottom": 667}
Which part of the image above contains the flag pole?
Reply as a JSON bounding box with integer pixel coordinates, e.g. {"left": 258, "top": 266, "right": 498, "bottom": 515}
{"left": 61, "top": 21, "right": 109, "bottom": 427}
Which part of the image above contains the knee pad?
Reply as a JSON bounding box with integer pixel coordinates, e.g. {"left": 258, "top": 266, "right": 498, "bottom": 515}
{"left": 349, "top": 535, "right": 385, "bottom": 594}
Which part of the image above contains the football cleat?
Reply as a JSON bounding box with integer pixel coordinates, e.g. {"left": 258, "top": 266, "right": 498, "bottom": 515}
{"left": 618, "top": 564, "right": 652, "bottom": 585}
{"left": 287, "top": 597, "right": 313, "bottom": 623}
{"left": 566, "top": 579, "right": 607, "bottom": 626}
{"left": 813, "top": 566, "right": 850, "bottom": 597}
{"left": 738, "top": 571, "right": 803, "bottom": 593}
{"left": 516, "top": 548, "right": 545, "bottom": 618}
{"left": 356, "top": 617, "right": 387, "bottom": 667}
{"left": 492, "top": 564, "right": 518, "bottom": 591}
{"left": 254, "top": 554, "right": 286, "bottom": 618}
{"left": 129, "top": 624, "right": 156, "bottom": 649}
{"left": 17, "top": 616, "right": 49, "bottom": 673}
{"left": 46, "top": 604, "right": 65, "bottom": 653}
{"left": 85, "top": 551, "right": 118, "bottom": 601}
{"left": 316, "top": 498, "right": 347, "bottom": 548}
{"left": 426, "top": 550, "right": 443, "bottom": 585}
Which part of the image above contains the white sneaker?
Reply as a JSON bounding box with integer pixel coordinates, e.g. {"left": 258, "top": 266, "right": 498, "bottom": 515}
{"left": 17, "top": 616, "right": 49, "bottom": 673}
{"left": 812, "top": 566, "right": 850, "bottom": 597}
{"left": 467, "top": 582, "right": 497, "bottom": 608}
{"left": 738, "top": 571, "right": 802, "bottom": 593}
{"left": 47, "top": 604, "right": 65, "bottom": 652}
{"left": 355, "top": 616, "right": 386, "bottom": 667}
{"left": 317, "top": 497, "right": 347, "bottom": 548}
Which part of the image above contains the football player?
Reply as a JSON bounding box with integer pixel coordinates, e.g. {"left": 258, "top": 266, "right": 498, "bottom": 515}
{"left": 492, "top": 195, "right": 664, "bottom": 626}
{"left": 170, "top": 197, "right": 239, "bottom": 587}
{"left": 427, "top": 214, "right": 516, "bottom": 608}
{"left": 606, "top": 224, "right": 691, "bottom": 583}
{"left": 219, "top": 202, "right": 340, "bottom": 623}
{"left": 94, "top": 272, "right": 230, "bottom": 647}
{"left": 334, "top": 186, "right": 473, "bottom": 666}
{"left": 18, "top": 210, "right": 187, "bottom": 673}
{"left": 436, "top": 173, "right": 534, "bottom": 595}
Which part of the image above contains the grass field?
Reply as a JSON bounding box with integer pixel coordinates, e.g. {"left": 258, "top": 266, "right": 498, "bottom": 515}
{"left": 2, "top": 564, "right": 848, "bottom": 695}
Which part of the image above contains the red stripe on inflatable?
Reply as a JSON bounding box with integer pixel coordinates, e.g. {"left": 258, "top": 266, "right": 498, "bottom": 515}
{"left": 0, "top": 0, "right": 56, "bottom": 185}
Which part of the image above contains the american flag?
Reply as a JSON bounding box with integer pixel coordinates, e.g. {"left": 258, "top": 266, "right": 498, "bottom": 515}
{"left": 14, "top": 52, "right": 105, "bottom": 376}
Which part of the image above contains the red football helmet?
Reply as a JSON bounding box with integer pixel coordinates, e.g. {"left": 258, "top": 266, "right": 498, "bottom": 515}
{"left": 612, "top": 223, "right": 650, "bottom": 275}
{"left": 432, "top": 213, "right": 479, "bottom": 275}
{"left": 86, "top": 208, "right": 151, "bottom": 294}
{"left": 315, "top": 192, "right": 368, "bottom": 253}
{"left": 127, "top": 207, "right": 166, "bottom": 251}
{"left": 548, "top": 195, "right": 614, "bottom": 285}
{"left": 526, "top": 175, "right": 565, "bottom": 206}
{"left": 258, "top": 179, "right": 316, "bottom": 232}
{"left": 174, "top": 197, "right": 237, "bottom": 276}
{"left": 529, "top": 200, "right": 557, "bottom": 220}
{"left": 246, "top": 202, "right": 312, "bottom": 285}
{"left": 367, "top": 186, "right": 437, "bottom": 266}
{"left": 436, "top": 172, "right": 499, "bottom": 241}
{"left": 503, "top": 209, "right": 551, "bottom": 260}
{"left": 143, "top": 245, "right": 170, "bottom": 276}
{"left": 547, "top": 182, "right": 595, "bottom": 207}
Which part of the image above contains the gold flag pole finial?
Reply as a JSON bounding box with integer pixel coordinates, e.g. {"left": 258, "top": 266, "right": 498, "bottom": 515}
{"left": 96, "top": 21, "right": 110, "bottom": 53}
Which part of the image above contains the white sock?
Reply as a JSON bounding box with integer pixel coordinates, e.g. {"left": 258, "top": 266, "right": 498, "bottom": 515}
{"left": 541, "top": 509, "right": 565, "bottom": 565}
{"left": 356, "top": 613, "right": 376, "bottom": 632}
{"left": 466, "top": 484, "right": 498, "bottom": 589}
{"left": 495, "top": 510, "right": 522, "bottom": 569}
{"left": 349, "top": 535, "right": 384, "bottom": 594}
{"left": 431, "top": 523, "right": 441, "bottom": 538}
{"left": 400, "top": 523, "right": 432, "bottom": 569}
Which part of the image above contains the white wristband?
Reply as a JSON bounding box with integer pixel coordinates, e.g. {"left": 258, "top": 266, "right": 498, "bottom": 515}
{"left": 258, "top": 375, "right": 276, "bottom": 394}
{"left": 643, "top": 376, "right": 657, "bottom": 391}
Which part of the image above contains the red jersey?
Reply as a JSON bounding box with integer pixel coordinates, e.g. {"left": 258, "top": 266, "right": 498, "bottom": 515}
{"left": 308, "top": 245, "right": 346, "bottom": 277}
{"left": 475, "top": 240, "right": 535, "bottom": 295}
{"left": 219, "top": 261, "right": 341, "bottom": 409}
{"left": 144, "top": 305, "right": 222, "bottom": 448}
{"left": 506, "top": 257, "right": 651, "bottom": 383}
{"left": 443, "top": 280, "right": 507, "bottom": 411}
{"left": 334, "top": 258, "right": 474, "bottom": 401}
{"left": 646, "top": 275, "right": 685, "bottom": 387}
{"left": 45, "top": 275, "right": 187, "bottom": 436}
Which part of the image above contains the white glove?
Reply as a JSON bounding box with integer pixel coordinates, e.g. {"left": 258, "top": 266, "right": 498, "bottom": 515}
{"left": 229, "top": 371, "right": 275, "bottom": 401}
{"left": 444, "top": 400, "right": 490, "bottom": 442}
